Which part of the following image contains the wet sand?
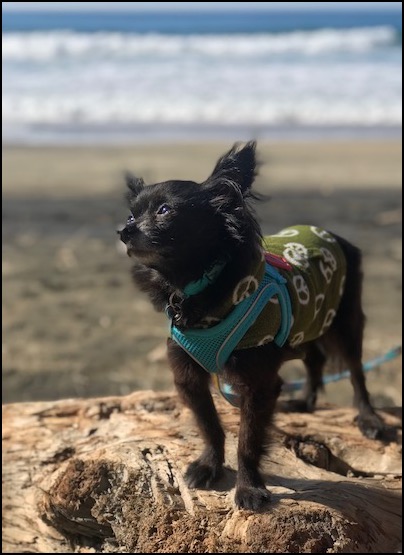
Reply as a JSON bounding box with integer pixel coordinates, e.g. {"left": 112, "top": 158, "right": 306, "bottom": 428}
{"left": 2, "top": 140, "right": 402, "bottom": 406}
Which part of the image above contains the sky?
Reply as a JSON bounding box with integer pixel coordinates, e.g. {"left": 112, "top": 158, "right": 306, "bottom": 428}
{"left": 2, "top": 2, "right": 402, "bottom": 11}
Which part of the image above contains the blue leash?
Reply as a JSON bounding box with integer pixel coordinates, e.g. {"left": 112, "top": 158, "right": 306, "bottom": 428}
{"left": 282, "top": 345, "right": 402, "bottom": 393}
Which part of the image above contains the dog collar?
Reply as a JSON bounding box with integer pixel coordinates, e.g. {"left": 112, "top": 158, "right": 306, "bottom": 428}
{"left": 180, "top": 251, "right": 290, "bottom": 299}
{"left": 182, "top": 259, "right": 227, "bottom": 298}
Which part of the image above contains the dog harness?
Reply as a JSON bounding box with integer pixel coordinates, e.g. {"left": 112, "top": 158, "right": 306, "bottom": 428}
{"left": 172, "top": 262, "right": 292, "bottom": 370}
{"left": 169, "top": 225, "right": 347, "bottom": 407}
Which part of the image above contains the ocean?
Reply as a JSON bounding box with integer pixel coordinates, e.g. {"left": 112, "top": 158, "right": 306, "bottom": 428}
{"left": 2, "top": 8, "right": 402, "bottom": 144}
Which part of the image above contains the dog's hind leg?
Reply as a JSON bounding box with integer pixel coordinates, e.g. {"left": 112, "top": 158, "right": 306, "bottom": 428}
{"left": 280, "top": 342, "right": 326, "bottom": 413}
{"left": 167, "top": 339, "right": 226, "bottom": 489}
{"left": 339, "top": 336, "right": 385, "bottom": 439}
{"left": 332, "top": 236, "right": 385, "bottom": 439}
{"left": 300, "top": 342, "right": 326, "bottom": 412}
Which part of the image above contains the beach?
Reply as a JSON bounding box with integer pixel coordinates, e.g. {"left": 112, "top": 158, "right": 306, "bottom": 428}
{"left": 2, "top": 139, "right": 402, "bottom": 406}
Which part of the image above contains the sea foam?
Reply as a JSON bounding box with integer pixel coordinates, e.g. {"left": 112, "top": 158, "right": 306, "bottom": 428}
{"left": 2, "top": 26, "right": 402, "bottom": 141}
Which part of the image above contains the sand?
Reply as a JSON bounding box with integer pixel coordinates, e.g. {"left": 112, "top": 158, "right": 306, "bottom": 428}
{"left": 2, "top": 139, "right": 402, "bottom": 407}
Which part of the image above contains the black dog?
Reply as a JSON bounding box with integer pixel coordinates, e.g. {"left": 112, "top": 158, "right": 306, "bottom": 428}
{"left": 118, "top": 141, "right": 385, "bottom": 510}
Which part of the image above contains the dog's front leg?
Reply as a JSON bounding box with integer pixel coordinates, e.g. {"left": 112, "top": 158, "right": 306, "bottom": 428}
{"left": 233, "top": 351, "right": 283, "bottom": 510}
{"left": 235, "top": 389, "right": 278, "bottom": 510}
{"left": 167, "top": 339, "right": 225, "bottom": 489}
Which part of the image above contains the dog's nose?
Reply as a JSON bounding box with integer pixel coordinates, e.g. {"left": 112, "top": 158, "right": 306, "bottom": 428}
{"left": 118, "top": 220, "right": 139, "bottom": 243}
{"left": 117, "top": 226, "right": 130, "bottom": 244}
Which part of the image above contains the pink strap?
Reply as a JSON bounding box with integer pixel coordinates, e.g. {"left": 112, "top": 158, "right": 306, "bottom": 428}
{"left": 265, "top": 252, "right": 292, "bottom": 271}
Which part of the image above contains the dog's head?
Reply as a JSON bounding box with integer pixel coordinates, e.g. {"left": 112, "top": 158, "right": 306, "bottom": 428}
{"left": 118, "top": 141, "right": 262, "bottom": 281}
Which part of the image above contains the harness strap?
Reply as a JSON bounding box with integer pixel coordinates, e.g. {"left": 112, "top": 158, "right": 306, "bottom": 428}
{"left": 217, "top": 266, "right": 291, "bottom": 371}
{"left": 183, "top": 259, "right": 227, "bottom": 298}
{"left": 171, "top": 263, "right": 292, "bottom": 406}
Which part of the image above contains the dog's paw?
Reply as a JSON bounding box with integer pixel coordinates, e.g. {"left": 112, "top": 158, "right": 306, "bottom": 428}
{"left": 184, "top": 459, "right": 222, "bottom": 489}
{"left": 234, "top": 486, "right": 272, "bottom": 511}
{"left": 355, "top": 412, "right": 385, "bottom": 440}
{"left": 280, "top": 399, "right": 313, "bottom": 413}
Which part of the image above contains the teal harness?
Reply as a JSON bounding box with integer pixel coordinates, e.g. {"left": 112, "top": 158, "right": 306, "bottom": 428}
{"left": 170, "top": 262, "right": 292, "bottom": 406}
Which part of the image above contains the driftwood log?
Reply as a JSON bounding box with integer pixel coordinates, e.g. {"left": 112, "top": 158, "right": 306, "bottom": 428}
{"left": 2, "top": 390, "right": 402, "bottom": 553}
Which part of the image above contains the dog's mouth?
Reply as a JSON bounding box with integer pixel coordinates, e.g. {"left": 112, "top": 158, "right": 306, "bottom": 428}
{"left": 120, "top": 236, "right": 160, "bottom": 265}
{"left": 129, "top": 246, "right": 165, "bottom": 268}
{"left": 117, "top": 225, "right": 171, "bottom": 266}
{"left": 122, "top": 240, "right": 151, "bottom": 259}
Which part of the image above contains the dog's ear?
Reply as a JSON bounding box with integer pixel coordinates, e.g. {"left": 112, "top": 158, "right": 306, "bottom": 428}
{"left": 125, "top": 172, "right": 145, "bottom": 196}
{"left": 202, "top": 142, "right": 261, "bottom": 243}
{"left": 205, "top": 141, "right": 257, "bottom": 196}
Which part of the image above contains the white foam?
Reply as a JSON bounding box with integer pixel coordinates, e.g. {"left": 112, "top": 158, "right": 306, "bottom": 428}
{"left": 2, "top": 27, "right": 402, "bottom": 136}
{"left": 2, "top": 26, "right": 397, "bottom": 62}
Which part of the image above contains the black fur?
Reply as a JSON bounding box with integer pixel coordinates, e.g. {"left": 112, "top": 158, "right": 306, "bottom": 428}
{"left": 118, "top": 141, "right": 385, "bottom": 510}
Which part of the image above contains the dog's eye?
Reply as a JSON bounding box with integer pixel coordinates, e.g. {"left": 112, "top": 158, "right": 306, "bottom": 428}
{"left": 126, "top": 214, "right": 135, "bottom": 226}
{"left": 156, "top": 204, "right": 171, "bottom": 216}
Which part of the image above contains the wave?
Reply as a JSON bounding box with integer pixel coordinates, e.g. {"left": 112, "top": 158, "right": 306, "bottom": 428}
{"left": 3, "top": 84, "right": 402, "bottom": 127}
{"left": 3, "top": 24, "right": 402, "bottom": 135}
{"left": 3, "top": 26, "right": 399, "bottom": 63}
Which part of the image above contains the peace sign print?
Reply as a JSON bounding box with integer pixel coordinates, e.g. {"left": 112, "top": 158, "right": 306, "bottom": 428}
{"left": 339, "top": 275, "right": 346, "bottom": 297}
{"left": 283, "top": 242, "right": 310, "bottom": 270}
{"left": 293, "top": 275, "right": 310, "bottom": 305}
{"left": 310, "top": 226, "right": 337, "bottom": 243}
{"left": 313, "top": 294, "right": 325, "bottom": 321}
{"left": 272, "top": 228, "right": 300, "bottom": 239}
{"left": 319, "top": 247, "right": 338, "bottom": 284}
{"left": 233, "top": 275, "right": 259, "bottom": 305}
{"left": 257, "top": 334, "right": 275, "bottom": 346}
{"left": 289, "top": 331, "right": 305, "bottom": 347}
{"left": 320, "top": 309, "right": 337, "bottom": 336}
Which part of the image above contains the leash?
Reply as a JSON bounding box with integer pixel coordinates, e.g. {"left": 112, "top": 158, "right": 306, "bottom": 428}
{"left": 282, "top": 345, "right": 402, "bottom": 393}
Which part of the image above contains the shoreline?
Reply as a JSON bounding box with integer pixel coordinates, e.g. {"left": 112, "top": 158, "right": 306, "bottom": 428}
{"left": 2, "top": 123, "right": 402, "bottom": 148}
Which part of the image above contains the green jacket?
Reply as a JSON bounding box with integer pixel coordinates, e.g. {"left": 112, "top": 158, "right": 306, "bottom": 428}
{"left": 198, "top": 225, "right": 347, "bottom": 349}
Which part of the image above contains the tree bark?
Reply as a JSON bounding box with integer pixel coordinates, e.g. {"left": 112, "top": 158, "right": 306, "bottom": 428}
{"left": 2, "top": 391, "right": 402, "bottom": 553}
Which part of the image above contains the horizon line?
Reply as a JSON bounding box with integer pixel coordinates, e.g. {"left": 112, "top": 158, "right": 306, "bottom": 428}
{"left": 3, "top": 6, "right": 402, "bottom": 12}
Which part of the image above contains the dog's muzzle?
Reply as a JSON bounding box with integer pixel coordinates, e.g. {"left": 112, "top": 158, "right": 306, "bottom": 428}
{"left": 117, "top": 226, "right": 134, "bottom": 257}
{"left": 118, "top": 223, "right": 148, "bottom": 258}
{"left": 117, "top": 225, "right": 134, "bottom": 245}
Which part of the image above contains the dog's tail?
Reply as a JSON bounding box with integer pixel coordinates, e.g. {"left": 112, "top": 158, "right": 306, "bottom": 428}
{"left": 334, "top": 235, "right": 365, "bottom": 357}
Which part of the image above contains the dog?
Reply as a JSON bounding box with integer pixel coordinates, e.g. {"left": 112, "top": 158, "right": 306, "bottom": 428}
{"left": 118, "top": 141, "right": 385, "bottom": 510}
